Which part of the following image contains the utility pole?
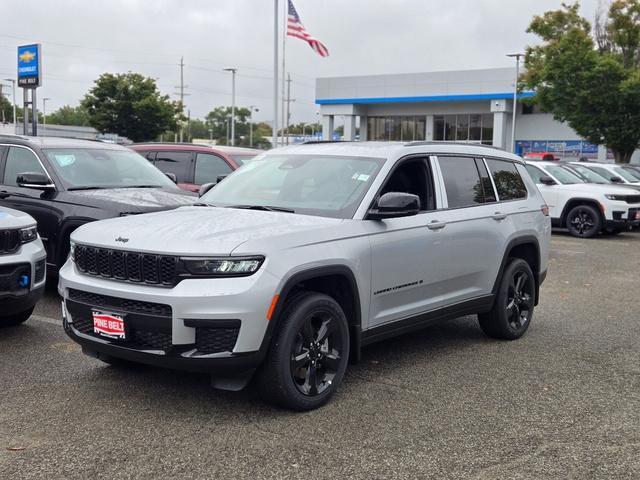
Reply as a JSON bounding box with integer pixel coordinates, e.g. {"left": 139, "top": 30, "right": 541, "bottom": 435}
{"left": 43, "top": 97, "right": 50, "bottom": 136}
{"left": 4, "top": 79, "right": 17, "bottom": 134}
{"left": 507, "top": 53, "right": 524, "bottom": 153}
{"left": 0, "top": 84, "right": 4, "bottom": 124}
{"left": 175, "top": 57, "right": 190, "bottom": 143}
{"left": 224, "top": 68, "right": 237, "bottom": 146}
{"left": 285, "top": 73, "right": 294, "bottom": 145}
{"left": 272, "top": 0, "right": 279, "bottom": 149}
{"left": 249, "top": 105, "right": 258, "bottom": 147}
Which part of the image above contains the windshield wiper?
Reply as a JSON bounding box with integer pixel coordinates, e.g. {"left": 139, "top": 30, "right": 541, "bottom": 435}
{"left": 67, "top": 186, "right": 108, "bottom": 191}
{"left": 226, "top": 204, "right": 295, "bottom": 213}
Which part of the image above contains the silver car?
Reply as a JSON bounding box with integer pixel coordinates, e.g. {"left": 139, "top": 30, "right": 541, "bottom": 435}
{"left": 58, "top": 142, "right": 551, "bottom": 410}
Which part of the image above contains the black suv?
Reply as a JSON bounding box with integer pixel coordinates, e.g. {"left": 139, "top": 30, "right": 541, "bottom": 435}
{"left": 0, "top": 135, "right": 195, "bottom": 272}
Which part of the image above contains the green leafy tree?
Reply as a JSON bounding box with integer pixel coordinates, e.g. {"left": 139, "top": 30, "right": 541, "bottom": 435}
{"left": 523, "top": 1, "right": 640, "bottom": 163}
{"left": 0, "top": 95, "right": 23, "bottom": 124}
{"left": 81, "top": 73, "right": 180, "bottom": 142}
{"left": 46, "top": 105, "right": 90, "bottom": 126}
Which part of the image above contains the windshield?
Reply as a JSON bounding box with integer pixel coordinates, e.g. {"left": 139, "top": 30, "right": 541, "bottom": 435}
{"left": 43, "top": 148, "right": 177, "bottom": 190}
{"left": 202, "top": 154, "right": 385, "bottom": 219}
{"left": 566, "top": 164, "right": 609, "bottom": 183}
{"left": 232, "top": 154, "right": 259, "bottom": 165}
{"left": 617, "top": 166, "right": 640, "bottom": 182}
{"left": 544, "top": 165, "right": 584, "bottom": 184}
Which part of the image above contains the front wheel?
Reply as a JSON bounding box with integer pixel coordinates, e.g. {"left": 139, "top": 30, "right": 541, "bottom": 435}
{"left": 0, "top": 307, "right": 34, "bottom": 327}
{"left": 566, "top": 204, "right": 602, "bottom": 238}
{"left": 256, "top": 292, "right": 350, "bottom": 411}
{"left": 479, "top": 259, "right": 535, "bottom": 340}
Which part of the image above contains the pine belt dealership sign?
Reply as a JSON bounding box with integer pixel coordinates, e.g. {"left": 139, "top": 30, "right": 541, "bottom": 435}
{"left": 17, "top": 44, "right": 42, "bottom": 88}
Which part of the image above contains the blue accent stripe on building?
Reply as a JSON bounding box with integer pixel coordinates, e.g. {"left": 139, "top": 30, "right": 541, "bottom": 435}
{"left": 315, "top": 91, "right": 535, "bottom": 105}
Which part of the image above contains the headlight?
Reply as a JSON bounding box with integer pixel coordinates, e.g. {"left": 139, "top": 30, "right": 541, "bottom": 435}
{"left": 605, "top": 194, "right": 627, "bottom": 201}
{"left": 20, "top": 226, "right": 38, "bottom": 243}
{"left": 181, "top": 256, "right": 264, "bottom": 276}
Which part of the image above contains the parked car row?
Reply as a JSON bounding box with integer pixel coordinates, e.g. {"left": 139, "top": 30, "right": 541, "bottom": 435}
{"left": 524, "top": 160, "right": 640, "bottom": 237}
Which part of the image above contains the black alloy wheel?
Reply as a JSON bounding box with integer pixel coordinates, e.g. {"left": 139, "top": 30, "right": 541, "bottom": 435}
{"left": 478, "top": 258, "right": 535, "bottom": 340}
{"left": 567, "top": 204, "right": 601, "bottom": 238}
{"left": 257, "top": 291, "right": 350, "bottom": 411}
{"left": 290, "top": 311, "right": 344, "bottom": 396}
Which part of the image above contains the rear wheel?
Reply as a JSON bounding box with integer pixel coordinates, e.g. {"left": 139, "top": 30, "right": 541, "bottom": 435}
{"left": 0, "top": 307, "right": 34, "bottom": 327}
{"left": 479, "top": 259, "right": 535, "bottom": 340}
{"left": 256, "top": 291, "right": 350, "bottom": 411}
{"left": 566, "top": 204, "right": 602, "bottom": 238}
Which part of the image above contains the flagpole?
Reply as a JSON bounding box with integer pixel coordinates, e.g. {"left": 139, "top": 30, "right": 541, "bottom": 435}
{"left": 281, "top": 0, "right": 287, "bottom": 147}
{"left": 272, "top": 0, "right": 279, "bottom": 149}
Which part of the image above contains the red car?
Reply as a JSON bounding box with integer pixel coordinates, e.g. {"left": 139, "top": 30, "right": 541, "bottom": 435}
{"left": 522, "top": 152, "right": 559, "bottom": 162}
{"left": 130, "top": 143, "right": 261, "bottom": 193}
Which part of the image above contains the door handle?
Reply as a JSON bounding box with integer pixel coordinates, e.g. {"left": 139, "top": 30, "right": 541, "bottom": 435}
{"left": 427, "top": 220, "right": 446, "bottom": 230}
{"left": 492, "top": 212, "right": 507, "bottom": 221}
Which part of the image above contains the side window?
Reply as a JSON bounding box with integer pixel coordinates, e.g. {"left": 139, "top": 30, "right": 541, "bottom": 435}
{"left": 379, "top": 158, "right": 434, "bottom": 211}
{"left": 438, "top": 156, "right": 486, "bottom": 208}
{"left": 134, "top": 150, "right": 154, "bottom": 161}
{"left": 525, "top": 164, "right": 546, "bottom": 184}
{"left": 154, "top": 151, "right": 192, "bottom": 182}
{"left": 485, "top": 159, "right": 527, "bottom": 200}
{"left": 194, "top": 153, "right": 233, "bottom": 184}
{"left": 475, "top": 158, "right": 497, "bottom": 202}
{"left": 3, "top": 147, "right": 48, "bottom": 186}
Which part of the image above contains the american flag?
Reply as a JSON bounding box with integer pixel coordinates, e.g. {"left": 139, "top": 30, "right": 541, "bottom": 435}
{"left": 287, "top": 0, "right": 329, "bottom": 57}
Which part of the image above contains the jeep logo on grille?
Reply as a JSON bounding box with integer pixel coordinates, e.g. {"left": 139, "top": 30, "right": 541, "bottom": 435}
{"left": 115, "top": 237, "right": 129, "bottom": 243}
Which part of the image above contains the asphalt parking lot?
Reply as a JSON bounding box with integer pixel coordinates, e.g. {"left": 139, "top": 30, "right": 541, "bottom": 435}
{"left": 1, "top": 233, "right": 639, "bottom": 480}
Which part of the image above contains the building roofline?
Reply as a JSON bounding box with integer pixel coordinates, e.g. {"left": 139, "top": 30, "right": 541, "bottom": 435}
{"left": 316, "top": 91, "right": 535, "bottom": 105}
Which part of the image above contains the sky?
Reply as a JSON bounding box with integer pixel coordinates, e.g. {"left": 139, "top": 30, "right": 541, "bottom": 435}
{"left": 0, "top": 0, "right": 603, "bottom": 125}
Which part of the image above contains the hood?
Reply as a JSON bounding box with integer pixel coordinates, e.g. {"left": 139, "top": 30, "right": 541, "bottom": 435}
{"left": 558, "top": 183, "right": 640, "bottom": 195}
{"left": 71, "top": 206, "right": 342, "bottom": 255}
{"left": 64, "top": 187, "right": 196, "bottom": 213}
{"left": 0, "top": 206, "right": 37, "bottom": 229}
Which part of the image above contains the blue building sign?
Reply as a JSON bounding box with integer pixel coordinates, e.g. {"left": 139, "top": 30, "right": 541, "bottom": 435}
{"left": 17, "top": 44, "right": 42, "bottom": 88}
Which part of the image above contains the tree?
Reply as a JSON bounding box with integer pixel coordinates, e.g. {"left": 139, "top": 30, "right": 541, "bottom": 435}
{"left": 522, "top": 1, "right": 640, "bottom": 163}
{"left": 81, "top": 73, "right": 180, "bottom": 142}
{"left": 203, "top": 106, "right": 271, "bottom": 148}
{"left": 46, "top": 105, "right": 90, "bottom": 126}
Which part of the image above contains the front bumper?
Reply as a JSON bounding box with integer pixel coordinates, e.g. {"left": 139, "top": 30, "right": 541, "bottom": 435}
{"left": 58, "top": 258, "right": 277, "bottom": 373}
{"left": 606, "top": 206, "right": 640, "bottom": 229}
{"left": 0, "top": 239, "right": 47, "bottom": 316}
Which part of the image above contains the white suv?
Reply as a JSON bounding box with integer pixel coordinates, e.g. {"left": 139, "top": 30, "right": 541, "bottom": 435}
{"left": 59, "top": 142, "right": 550, "bottom": 410}
{"left": 525, "top": 161, "right": 640, "bottom": 237}
{"left": 0, "top": 206, "right": 46, "bottom": 326}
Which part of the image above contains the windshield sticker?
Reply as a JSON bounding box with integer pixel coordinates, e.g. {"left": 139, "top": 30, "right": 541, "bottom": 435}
{"left": 54, "top": 155, "right": 76, "bottom": 167}
{"left": 356, "top": 174, "right": 370, "bottom": 182}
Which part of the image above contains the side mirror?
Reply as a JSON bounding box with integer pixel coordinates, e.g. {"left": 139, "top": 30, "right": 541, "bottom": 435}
{"left": 611, "top": 176, "right": 624, "bottom": 183}
{"left": 164, "top": 172, "right": 178, "bottom": 184}
{"left": 199, "top": 182, "right": 216, "bottom": 197}
{"left": 17, "top": 172, "right": 55, "bottom": 190}
{"left": 367, "top": 192, "right": 420, "bottom": 220}
{"left": 539, "top": 176, "right": 556, "bottom": 186}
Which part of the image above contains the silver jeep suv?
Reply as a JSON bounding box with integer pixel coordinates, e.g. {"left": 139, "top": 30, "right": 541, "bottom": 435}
{"left": 59, "top": 142, "right": 551, "bottom": 410}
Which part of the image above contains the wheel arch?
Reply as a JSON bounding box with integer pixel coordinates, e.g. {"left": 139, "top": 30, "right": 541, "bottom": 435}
{"left": 265, "top": 265, "right": 363, "bottom": 364}
{"left": 492, "top": 236, "right": 542, "bottom": 306}
{"left": 55, "top": 218, "right": 92, "bottom": 270}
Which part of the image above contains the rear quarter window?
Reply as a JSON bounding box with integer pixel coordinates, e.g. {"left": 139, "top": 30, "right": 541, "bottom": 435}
{"left": 485, "top": 159, "right": 528, "bottom": 201}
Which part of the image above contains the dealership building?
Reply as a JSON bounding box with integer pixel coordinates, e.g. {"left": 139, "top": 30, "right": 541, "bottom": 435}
{"left": 316, "top": 67, "right": 615, "bottom": 161}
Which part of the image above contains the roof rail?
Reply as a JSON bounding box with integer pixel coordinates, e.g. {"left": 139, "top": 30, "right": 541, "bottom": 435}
{"left": 404, "top": 140, "right": 506, "bottom": 151}
{"left": 301, "top": 140, "right": 349, "bottom": 145}
{"left": 0, "top": 133, "right": 31, "bottom": 141}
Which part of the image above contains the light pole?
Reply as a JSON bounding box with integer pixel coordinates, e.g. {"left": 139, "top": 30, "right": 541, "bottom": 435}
{"left": 226, "top": 116, "right": 231, "bottom": 144}
{"left": 223, "top": 68, "right": 237, "bottom": 146}
{"left": 42, "top": 97, "right": 51, "bottom": 136}
{"left": 249, "top": 105, "right": 259, "bottom": 147}
{"left": 3, "top": 79, "right": 17, "bottom": 134}
{"left": 507, "top": 53, "right": 524, "bottom": 153}
{"left": 208, "top": 128, "right": 213, "bottom": 141}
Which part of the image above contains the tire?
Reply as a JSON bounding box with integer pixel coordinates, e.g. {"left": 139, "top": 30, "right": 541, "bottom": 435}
{"left": 479, "top": 259, "right": 535, "bottom": 340}
{"left": 256, "top": 291, "right": 350, "bottom": 411}
{"left": 566, "top": 204, "right": 602, "bottom": 238}
{"left": 0, "top": 307, "right": 34, "bottom": 327}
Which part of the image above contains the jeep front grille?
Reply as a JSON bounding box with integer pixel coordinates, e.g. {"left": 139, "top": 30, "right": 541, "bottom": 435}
{"left": 0, "top": 230, "right": 21, "bottom": 255}
{"left": 74, "top": 245, "right": 177, "bottom": 286}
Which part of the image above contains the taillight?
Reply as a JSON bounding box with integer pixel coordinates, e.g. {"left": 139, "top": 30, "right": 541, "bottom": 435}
{"left": 541, "top": 205, "right": 549, "bottom": 216}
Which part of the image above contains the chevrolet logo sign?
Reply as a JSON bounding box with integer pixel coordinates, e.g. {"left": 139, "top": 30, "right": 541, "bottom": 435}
{"left": 19, "top": 50, "right": 36, "bottom": 63}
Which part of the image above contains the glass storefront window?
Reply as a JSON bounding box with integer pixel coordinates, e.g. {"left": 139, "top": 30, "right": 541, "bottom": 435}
{"left": 469, "top": 114, "right": 482, "bottom": 141}
{"left": 366, "top": 116, "right": 426, "bottom": 141}
{"left": 433, "top": 116, "right": 444, "bottom": 141}
{"left": 481, "top": 114, "right": 493, "bottom": 145}
{"left": 456, "top": 114, "right": 469, "bottom": 141}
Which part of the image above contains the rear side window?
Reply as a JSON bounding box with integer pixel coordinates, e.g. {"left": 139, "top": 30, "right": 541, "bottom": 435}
{"left": 485, "top": 159, "right": 527, "bottom": 200}
{"left": 154, "top": 151, "right": 192, "bottom": 182}
{"left": 438, "top": 156, "right": 486, "bottom": 208}
{"left": 475, "top": 159, "right": 497, "bottom": 203}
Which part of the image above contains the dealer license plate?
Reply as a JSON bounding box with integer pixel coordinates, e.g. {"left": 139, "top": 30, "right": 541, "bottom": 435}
{"left": 92, "top": 310, "right": 126, "bottom": 340}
